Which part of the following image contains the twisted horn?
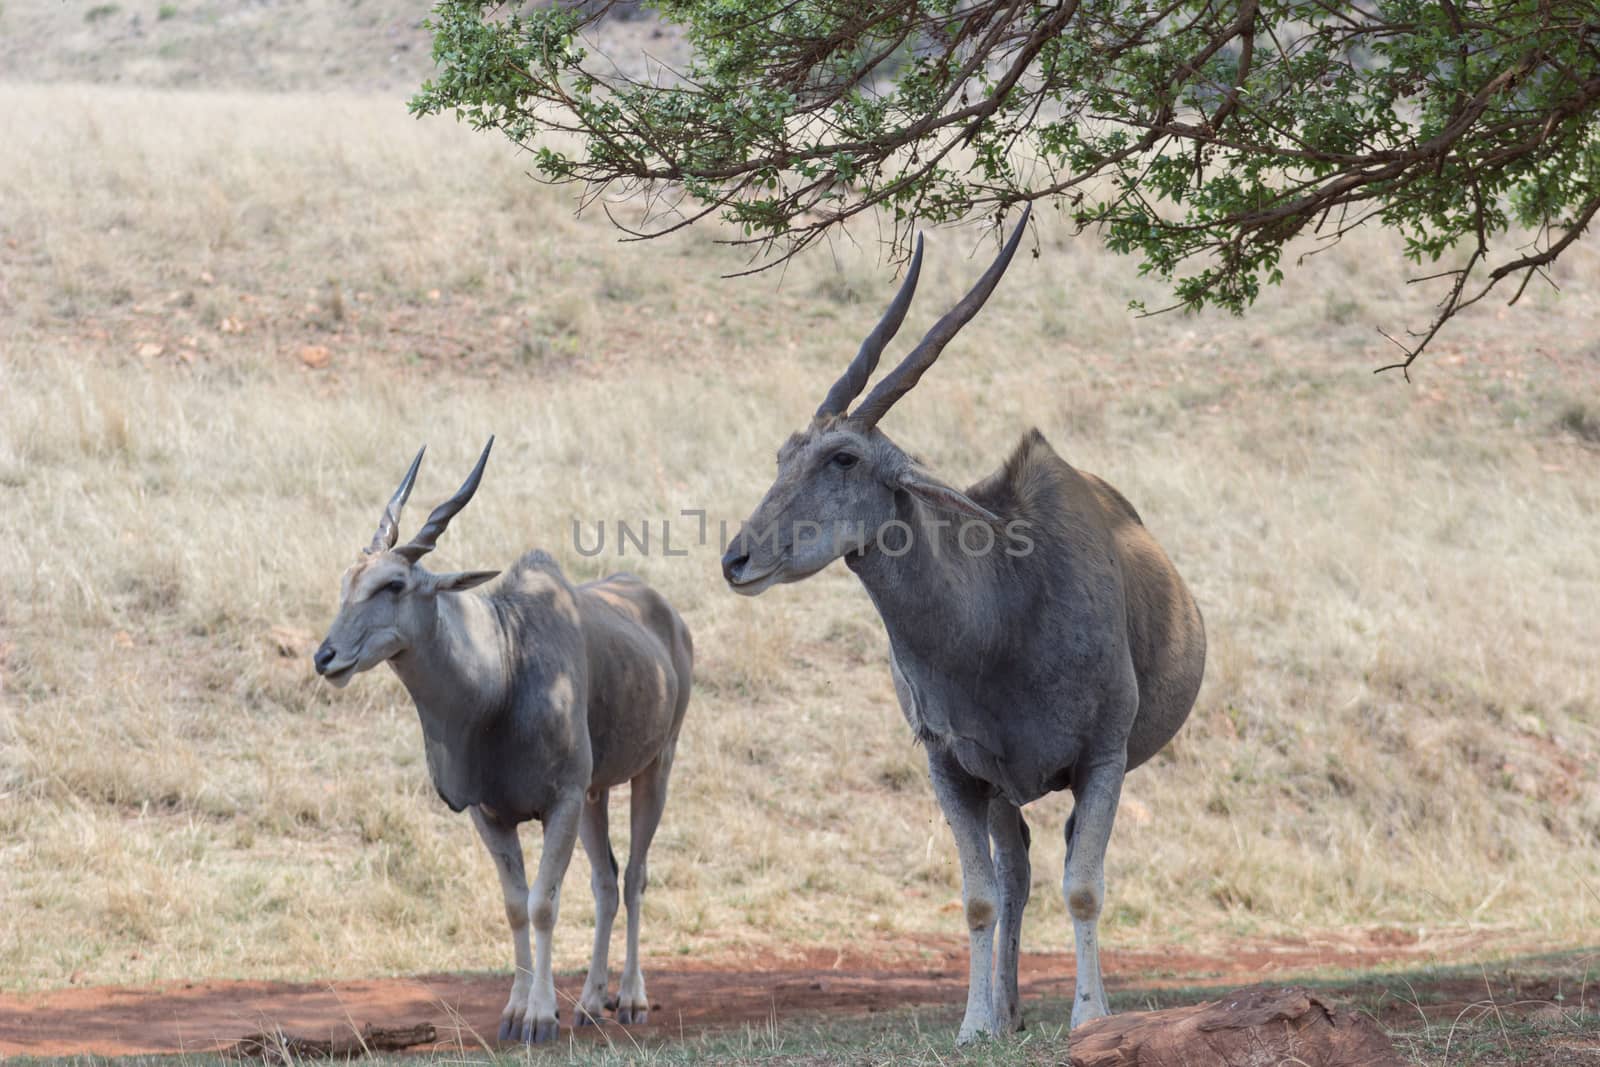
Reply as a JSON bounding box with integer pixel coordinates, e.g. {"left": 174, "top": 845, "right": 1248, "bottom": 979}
{"left": 850, "top": 204, "right": 1031, "bottom": 428}
{"left": 394, "top": 436, "right": 494, "bottom": 562}
{"left": 368, "top": 446, "right": 425, "bottom": 555}
{"left": 815, "top": 235, "right": 925, "bottom": 419}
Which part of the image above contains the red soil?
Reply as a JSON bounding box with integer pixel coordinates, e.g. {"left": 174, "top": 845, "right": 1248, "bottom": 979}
{"left": 0, "top": 931, "right": 1550, "bottom": 1057}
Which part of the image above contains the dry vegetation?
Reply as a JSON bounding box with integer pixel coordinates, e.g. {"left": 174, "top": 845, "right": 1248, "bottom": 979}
{"left": 1, "top": 9, "right": 1598, "bottom": 997}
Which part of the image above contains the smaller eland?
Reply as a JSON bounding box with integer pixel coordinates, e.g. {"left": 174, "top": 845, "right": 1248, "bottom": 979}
{"left": 315, "top": 438, "right": 693, "bottom": 1043}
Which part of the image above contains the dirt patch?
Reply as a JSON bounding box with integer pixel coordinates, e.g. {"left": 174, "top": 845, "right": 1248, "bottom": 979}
{"left": 0, "top": 933, "right": 1557, "bottom": 1057}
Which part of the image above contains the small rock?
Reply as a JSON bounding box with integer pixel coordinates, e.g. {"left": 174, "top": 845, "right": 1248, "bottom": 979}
{"left": 1070, "top": 986, "right": 1404, "bottom": 1067}
{"left": 136, "top": 342, "right": 164, "bottom": 358}
{"left": 269, "top": 625, "right": 314, "bottom": 659}
{"left": 298, "top": 344, "right": 331, "bottom": 369}
{"left": 1528, "top": 1003, "right": 1569, "bottom": 1028}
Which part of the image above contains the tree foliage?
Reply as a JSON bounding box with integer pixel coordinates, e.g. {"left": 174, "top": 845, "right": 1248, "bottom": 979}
{"left": 412, "top": 1, "right": 1600, "bottom": 371}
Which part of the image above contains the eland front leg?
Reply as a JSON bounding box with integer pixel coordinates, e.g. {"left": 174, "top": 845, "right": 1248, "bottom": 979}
{"left": 927, "top": 749, "right": 1000, "bottom": 1044}
{"left": 470, "top": 808, "right": 533, "bottom": 1043}
{"left": 521, "top": 793, "right": 583, "bottom": 1043}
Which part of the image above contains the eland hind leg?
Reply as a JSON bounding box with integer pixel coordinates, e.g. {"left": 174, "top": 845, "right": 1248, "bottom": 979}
{"left": 1061, "top": 750, "right": 1127, "bottom": 1029}
{"left": 575, "top": 789, "right": 620, "bottom": 1026}
{"left": 988, "top": 799, "right": 1031, "bottom": 1033}
{"left": 616, "top": 743, "right": 677, "bottom": 1024}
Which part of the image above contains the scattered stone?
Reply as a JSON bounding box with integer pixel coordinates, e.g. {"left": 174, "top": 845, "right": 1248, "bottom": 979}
{"left": 1120, "top": 795, "right": 1152, "bottom": 826}
{"left": 298, "top": 344, "right": 331, "bottom": 369}
{"left": 268, "top": 625, "right": 313, "bottom": 659}
{"left": 1527, "top": 1003, "right": 1569, "bottom": 1028}
{"left": 1070, "top": 986, "right": 1404, "bottom": 1067}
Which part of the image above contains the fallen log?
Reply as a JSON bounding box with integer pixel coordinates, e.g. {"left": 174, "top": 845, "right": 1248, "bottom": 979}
{"left": 1069, "top": 986, "right": 1404, "bottom": 1067}
{"left": 220, "top": 1022, "right": 437, "bottom": 1061}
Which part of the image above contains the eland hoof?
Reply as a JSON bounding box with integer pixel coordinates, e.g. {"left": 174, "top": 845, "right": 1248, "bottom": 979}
{"left": 519, "top": 1013, "right": 559, "bottom": 1044}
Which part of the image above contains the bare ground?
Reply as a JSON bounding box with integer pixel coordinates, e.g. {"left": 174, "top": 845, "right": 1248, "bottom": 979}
{"left": 2, "top": 934, "right": 1590, "bottom": 1058}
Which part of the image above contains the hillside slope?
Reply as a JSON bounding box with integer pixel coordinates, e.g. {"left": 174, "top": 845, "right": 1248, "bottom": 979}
{"left": 1, "top": 11, "right": 1597, "bottom": 990}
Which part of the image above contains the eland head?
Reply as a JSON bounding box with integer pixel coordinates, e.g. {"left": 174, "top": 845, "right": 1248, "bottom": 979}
{"left": 721, "top": 206, "right": 1030, "bottom": 594}
{"left": 314, "top": 437, "right": 501, "bottom": 686}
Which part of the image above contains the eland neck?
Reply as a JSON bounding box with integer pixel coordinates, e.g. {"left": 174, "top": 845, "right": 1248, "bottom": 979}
{"left": 387, "top": 590, "right": 510, "bottom": 727}
{"left": 845, "top": 494, "right": 1013, "bottom": 669}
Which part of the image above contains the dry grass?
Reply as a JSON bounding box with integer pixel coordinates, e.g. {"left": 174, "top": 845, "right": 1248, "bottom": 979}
{"left": 2, "top": 76, "right": 1598, "bottom": 994}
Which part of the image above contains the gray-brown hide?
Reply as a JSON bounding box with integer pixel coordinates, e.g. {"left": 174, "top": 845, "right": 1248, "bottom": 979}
{"left": 721, "top": 207, "right": 1205, "bottom": 1042}
{"left": 314, "top": 439, "right": 693, "bottom": 1044}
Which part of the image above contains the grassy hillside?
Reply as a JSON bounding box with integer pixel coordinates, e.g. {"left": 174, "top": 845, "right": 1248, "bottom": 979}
{"left": 0, "top": 0, "right": 679, "bottom": 91}
{"left": 1, "top": 68, "right": 1598, "bottom": 990}
{"left": 0, "top": 0, "right": 433, "bottom": 90}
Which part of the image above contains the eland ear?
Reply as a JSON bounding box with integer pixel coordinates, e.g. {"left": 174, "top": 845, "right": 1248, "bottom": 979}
{"left": 895, "top": 470, "right": 1001, "bottom": 525}
{"left": 433, "top": 570, "right": 501, "bottom": 594}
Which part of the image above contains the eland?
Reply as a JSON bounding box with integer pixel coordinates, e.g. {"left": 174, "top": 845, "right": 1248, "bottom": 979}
{"left": 315, "top": 438, "right": 694, "bottom": 1043}
{"left": 721, "top": 206, "right": 1205, "bottom": 1041}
